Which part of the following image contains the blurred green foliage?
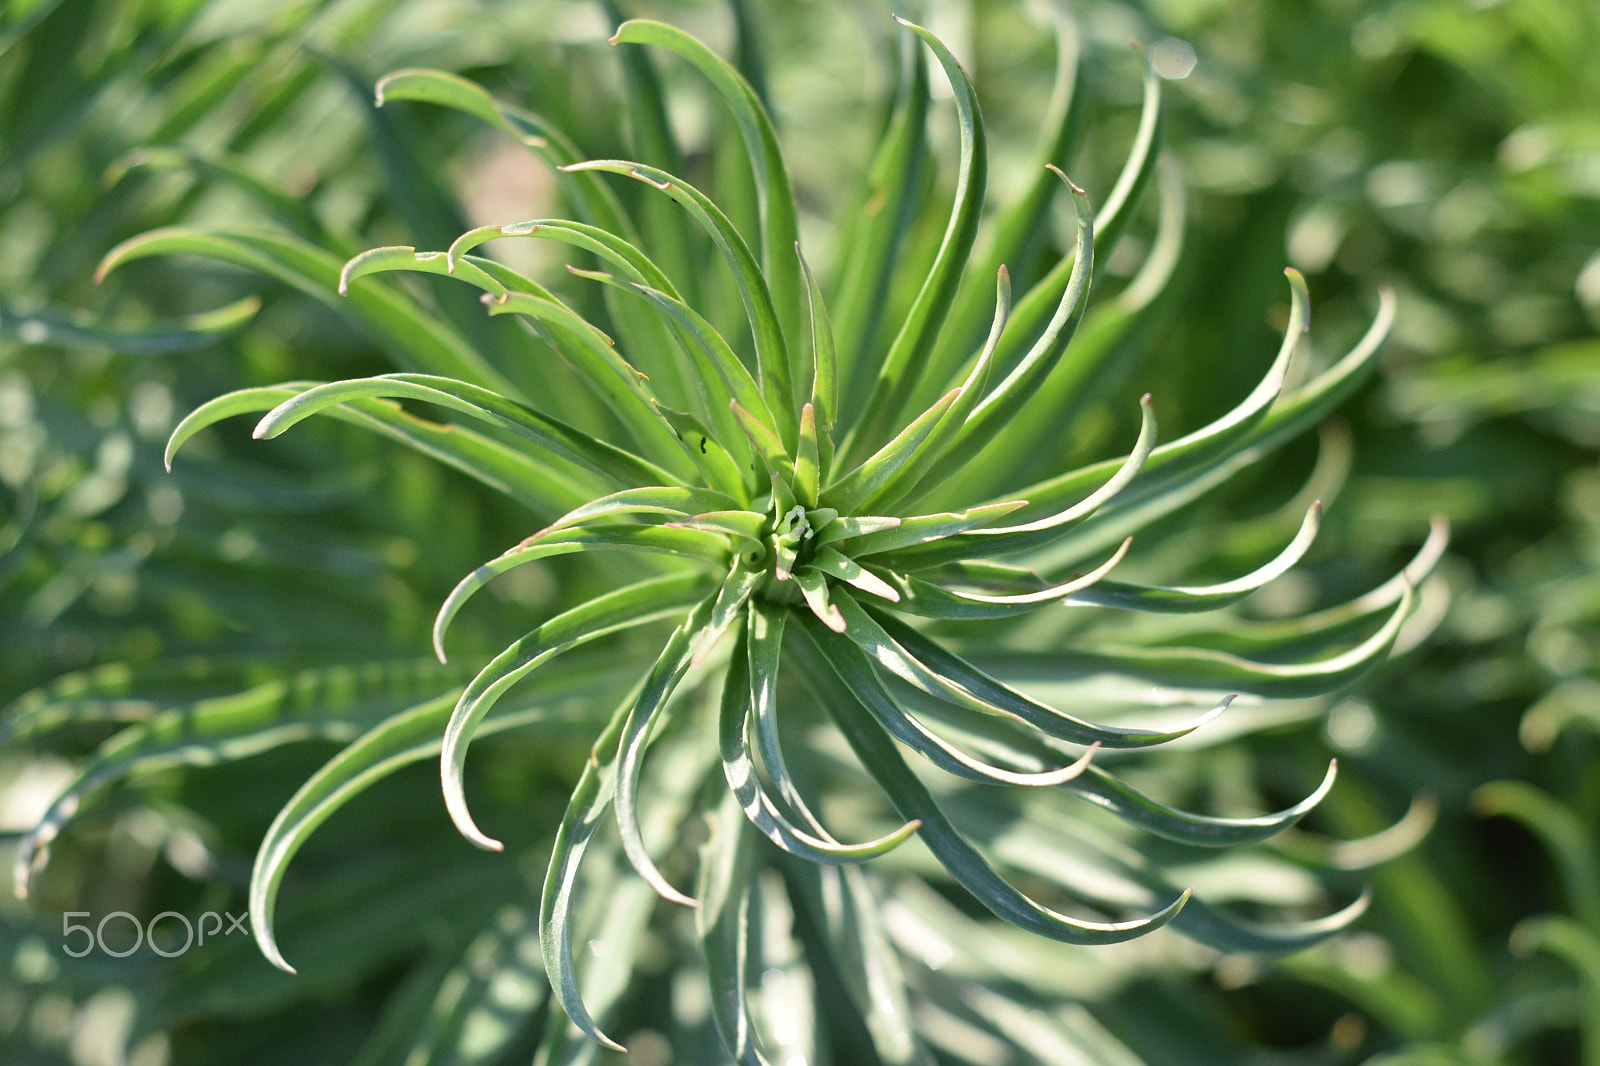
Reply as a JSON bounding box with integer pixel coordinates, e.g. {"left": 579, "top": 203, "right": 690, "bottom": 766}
{"left": 1122, "top": 1, "right": 1600, "bottom": 1062}
{"left": 2, "top": 1, "right": 1597, "bottom": 1064}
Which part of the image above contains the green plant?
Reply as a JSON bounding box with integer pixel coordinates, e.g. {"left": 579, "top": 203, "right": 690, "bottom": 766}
{"left": 7, "top": 4, "right": 1446, "bottom": 1062}
{"left": 1104, "top": 1, "right": 1599, "bottom": 1060}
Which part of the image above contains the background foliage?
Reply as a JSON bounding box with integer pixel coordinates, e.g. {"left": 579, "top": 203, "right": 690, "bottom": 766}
{"left": 2, "top": 0, "right": 1596, "bottom": 1064}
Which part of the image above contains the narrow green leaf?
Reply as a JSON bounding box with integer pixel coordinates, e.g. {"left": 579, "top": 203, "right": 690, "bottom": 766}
{"left": 1474, "top": 782, "right": 1600, "bottom": 929}
{"left": 696, "top": 790, "right": 766, "bottom": 1066}
{"left": 836, "top": 501, "right": 1026, "bottom": 558}
{"left": 860, "top": 266, "right": 1012, "bottom": 513}
{"left": 612, "top": 19, "right": 803, "bottom": 356}
{"left": 720, "top": 617, "right": 919, "bottom": 863}
{"left": 668, "top": 509, "right": 768, "bottom": 554}
{"left": 794, "top": 404, "right": 820, "bottom": 507}
{"left": 449, "top": 220, "right": 674, "bottom": 294}
{"left": 14, "top": 660, "right": 474, "bottom": 900}
{"left": 865, "top": 605, "right": 1223, "bottom": 749}
{"left": 880, "top": 396, "right": 1155, "bottom": 570}
{"left": 538, "top": 683, "right": 721, "bottom": 1061}
{"left": 1509, "top": 915, "right": 1600, "bottom": 1040}
{"left": 1262, "top": 513, "right": 1448, "bottom": 638}
{"left": 340, "top": 53, "right": 484, "bottom": 256}
{"left": 813, "top": 514, "right": 901, "bottom": 547}
{"left": 1002, "top": 270, "right": 1321, "bottom": 563}
{"left": 0, "top": 295, "right": 260, "bottom": 355}
{"left": 784, "top": 862, "right": 930, "bottom": 1066}
{"left": 433, "top": 525, "right": 728, "bottom": 660}
{"left": 972, "top": 392, "right": 1154, "bottom": 547}
{"left": 250, "top": 668, "right": 615, "bottom": 974}
{"left": 791, "top": 622, "right": 1191, "bottom": 946}
{"left": 1085, "top": 522, "right": 1440, "bottom": 662}
{"left": 1069, "top": 760, "right": 1337, "bottom": 848}
{"left": 162, "top": 384, "right": 302, "bottom": 471}
{"left": 693, "top": 562, "right": 768, "bottom": 665}
{"left": 808, "top": 547, "right": 900, "bottom": 603}
{"left": 830, "top": 30, "right": 930, "bottom": 410}
{"left": 613, "top": 598, "right": 718, "bottom": 907}
{"left": 540, "top": 486, "right": 741, "bottom": 534}
{"left": 904, "top": 681, "right": 1237, "bottom": 804}
{"left": 165, "top": 384, "right": 600, "bottom": 516}
{"left": 814, "top": 627, "right": 1099, "bottom": 788}
{"left": 0, "top": 658, "right": 287, "bottom": 746}
{"left": 1014, "top": 292, "right": 1395, "bottom": 582}
{"left": 483, "top": 289, "right": 699, "bottom": 469}
{"left": 798, "top": 249, "right": 838, "bottom": 479}
{"left": 893, "top": 537, "right": 1131, "bottom": 621}
{"left": 534, "top": 697, "right": 716, "bottom": 1056}
{"left": 727, "top": 0, "right": 771, "bottom": 106}
{"left": 997, "top": 584, "right": 1415, "bottom": 699}
{"left": 442, "top": 573, "right": 713, "bottom": 852}
{"left": 824, "top": 388, "right": 963, "bottom": 515}
{"left": 950, "top": 786, "right": 1371, "bottom": 955}
{"left": 1276, "top": 793, "right": 1438, "bottom": 872}
{"left": 603, "top": 0, "right": 703, "bottom": 310}
{"left": 1069, "top": 503, "right": 1322, "bottom": 612}
{"left": 108, "top": 146, "right": 341, "bottom": 252}
{"left": 1092, "top": 52, "right": 1164, "bottom": 259}
{"left": 252, "top": 373, "right": 679, "bottom": 491}
{"left": 448, "top": 221, "right": 700, "bottom": 412}
{"left": 563, "top": 159, "right": 796, "bottom": 444}
{"left": 1176, "top": 888, "right": 1375, "bottom": 956}
{"left": 571, "top": 288, "right": 700, "bottom": 434}
{"left": 1129, "top": 266, "right": 1306, "bottom": 471}
{"left": 751, "top": 602, "right": 854, "bottom": 829}
{"left": 1145, "top": 877, "right": 1369, "bottom": 953}
{"left": 339, "top": 244, "right": 505, "bottom": 300}
{"left": 534, "top": 694, "right": 712, "bottom": 1061}
{"left": 333, "top": 245, "right": 589, "bottom": 404}
{"left": 540, "top": 692, "right": 636, "bottom": 1054}
{"left": 375, "top": 69, "right": 636, "bottom": 242}
{"left": 922, "top": 12, "right": 1084, "bottom": 393}
{"left": 376, "top": 68, "right": 544, "bottom": 147}
{"left": 653, "top": 403, "right": 753, "bottom": 505}
{"left": 925, "top": 175, "right": 1095, "bottom": 494}
{"left": 96, "top": 228, "right": 518, "bottom": 394}
{"left": 1231, "top": 286, "right": 1398, "bottom": 457}
{"left": 728, "top": 400, "right": 795, "bottom": 491}
{"left": 975, "top": 157, "right": 1185, "bottom": 499}
{"left": 847, "top": 17, "right": 989, "bottom": 461}
{"left": 568, "top": 267, "right": 770, "bottom": 473}
{"left": 794, "top": 569, "right": 846, "bottom": 633}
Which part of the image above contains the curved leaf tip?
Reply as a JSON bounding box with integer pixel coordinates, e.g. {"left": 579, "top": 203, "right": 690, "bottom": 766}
{"left": 1284, "top": 267, "right": 1310, "bottom": 332}
{"left": 12, "top": 844, "right": 39, "bottom": 900}
{"left": 1149, "top": 887, "right": 1194, "bottom": 929}
{"left": 372, "top": 73, "right": 399, "bottom": 108}
{"left": 1310, "top": 758, "right": 1338, "bottom": 806}
{"left": 93, "top": 231, "right": 160, "bottom": 285}
{"left": 255, "top": 923, "right": 299, "bottom": 975}
{"left": 1045, "top": 162, "right": 1087, "bottom": 199}
{"left": 1191, "top": 693, "right": 1237, "bottom": 734}
{"left": 443, "top": 785, "right": 506, "bottom": 852}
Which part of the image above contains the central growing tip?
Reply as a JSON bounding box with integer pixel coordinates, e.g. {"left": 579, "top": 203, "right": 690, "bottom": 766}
{"left": 753, "top": 499, "right": 817, "bottom": 604}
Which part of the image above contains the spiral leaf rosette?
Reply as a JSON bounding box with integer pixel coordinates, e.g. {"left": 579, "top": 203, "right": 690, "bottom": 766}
{"left": 19, "top": 10, "right": 1448, "bottom": 1061}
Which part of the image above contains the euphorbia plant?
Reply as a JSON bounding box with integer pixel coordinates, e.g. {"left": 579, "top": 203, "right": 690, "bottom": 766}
{"left": 13, "top": 6, "right": 1444, "bottom": 1061}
